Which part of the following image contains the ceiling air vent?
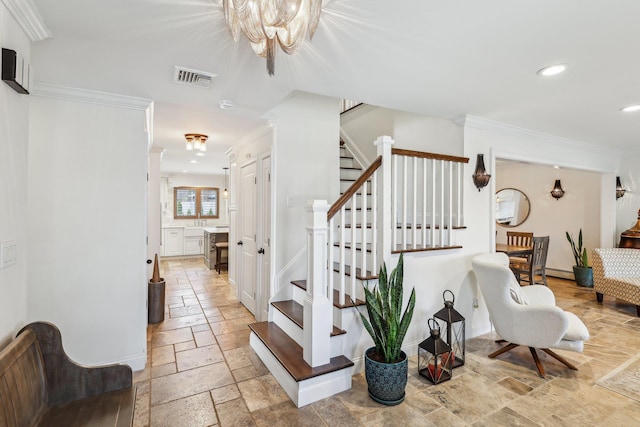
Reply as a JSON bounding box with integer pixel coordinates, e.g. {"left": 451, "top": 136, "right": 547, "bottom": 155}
{"left": 173, "top": 66, "right": 217, "bottom": 88}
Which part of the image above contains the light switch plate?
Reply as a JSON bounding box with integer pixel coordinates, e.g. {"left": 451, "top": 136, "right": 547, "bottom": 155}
{"left": 0, "top": 240, "right": 17, "bottom": 269}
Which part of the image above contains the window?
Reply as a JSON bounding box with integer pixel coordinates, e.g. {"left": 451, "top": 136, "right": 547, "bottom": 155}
{"left": 174, "top": 187, "right": 219, "bottom": 219}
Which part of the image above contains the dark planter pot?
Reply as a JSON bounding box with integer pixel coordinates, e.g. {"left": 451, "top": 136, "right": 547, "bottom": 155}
{"left": 364, "top": 347, "right": 408, "bottom": 406}
{"left": 573, "top": 266, "right": 593, "bottom": 288}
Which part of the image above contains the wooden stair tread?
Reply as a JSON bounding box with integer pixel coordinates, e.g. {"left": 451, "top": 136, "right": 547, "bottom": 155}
{"left": 249, "top": 322, "right": 353, "bottom": 382}
{"left": 332, "top": 262, "right": 376, "bottom": 281}
{"left": 340, "top": 224, "right": 467, "bottom": 230}
{"left": 391, "top": 244, "right": 463, "bottom": 254}
{"left": 271, "top": 300, "right": 346, "bottom": 336}
{"left": 291, "top": 280, "right": 367, "bottom": 308}
{"left": 332, "top": 242, "right": 372, "bottom": 253}
{"left": 340, "top": 167, "right": 362, "bottom": 171}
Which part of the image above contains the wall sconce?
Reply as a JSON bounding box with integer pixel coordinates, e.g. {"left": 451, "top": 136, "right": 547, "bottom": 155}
{"left": 616, "top": 176, "right": 626, "bottom": 199}
{"left": 472, "top": 154, "right": 491, "bottom": 191}
{"left": 550, "top": 179, "right": 565, "bottom": 200}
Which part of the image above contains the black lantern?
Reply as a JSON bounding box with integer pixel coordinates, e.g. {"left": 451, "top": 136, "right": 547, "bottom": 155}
{"left": 418, "top": 318, "right": 453, "bottom": 384}
{"left": 433, "top": 290, "right": 466, "bottom": 368}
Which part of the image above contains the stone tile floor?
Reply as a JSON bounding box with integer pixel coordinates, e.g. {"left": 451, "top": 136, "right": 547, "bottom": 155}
{"left": 132, "top": 257, "right": 640, "bottom": 426}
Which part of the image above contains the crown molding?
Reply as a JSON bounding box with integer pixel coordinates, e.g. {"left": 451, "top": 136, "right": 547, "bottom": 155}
{"left": 1, "top": 0, "right": 52, "bottom": 41}
{"left": 457, "top": 114, "right": 622, "bottom": 157}
{"left": 31, "top": 83, "right": 153, "bottom": 111}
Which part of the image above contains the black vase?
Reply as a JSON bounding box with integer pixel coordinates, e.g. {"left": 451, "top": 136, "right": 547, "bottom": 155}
{"left": 364, "top": 347, "right": 408, "bottom": 406}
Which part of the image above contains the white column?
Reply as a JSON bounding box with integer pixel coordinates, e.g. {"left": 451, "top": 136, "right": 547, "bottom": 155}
{"left": 304, "top": 200, "right": 332, "bottom": 367}
{"left": 375, "top": 136, "right": 395, "bottom": 266}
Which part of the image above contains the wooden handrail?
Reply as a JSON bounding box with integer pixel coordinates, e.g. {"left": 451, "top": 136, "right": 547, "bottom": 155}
{"left": 391, "top": 148, "right": 469, "bottom": 164}
{"left": 328, "top": 156, "right": 382, "bottom": 220}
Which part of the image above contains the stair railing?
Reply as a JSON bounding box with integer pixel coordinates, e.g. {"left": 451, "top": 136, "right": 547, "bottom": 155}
{"left": 327, "top": 155, "right": 382, "bottom": 306}
{"left": 391, "top": 149, "right": 469, "bottom": 251}
{"left": 304, "top": 135, "right": 468, "bottom": 367}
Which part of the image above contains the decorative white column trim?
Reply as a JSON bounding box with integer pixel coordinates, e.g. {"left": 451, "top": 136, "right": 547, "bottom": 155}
{"left": 375, "top": 135, "right": 395, "bottom": 266}
{"left": 1, "top": 0, "right": 52, "bottom": 41}
{"left": 31, "top": 83, "right": 152, "bottom": 111}
{"left": 303, "top": 200, "right": 332, "bottom": 367}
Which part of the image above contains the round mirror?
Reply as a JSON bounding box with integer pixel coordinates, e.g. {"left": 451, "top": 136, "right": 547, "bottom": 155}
{"left": 496, "top": 188, "right": 531, "bottom": 227}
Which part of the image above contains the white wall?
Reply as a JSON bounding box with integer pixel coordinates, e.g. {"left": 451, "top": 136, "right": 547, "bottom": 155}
{"left": 268, "top": 92, "right": 340, "bottom": 291}
{"left": 341, "top": 105, "right": 464, "bottom": 163}
{"left": 27, "top": 92, "right": 149, "bottom": 369}
{"left": 0, "top": 3, "right": 30, "bottom": 346}
{"left": 496, "top": 162, "right": 602, "bottom": 273}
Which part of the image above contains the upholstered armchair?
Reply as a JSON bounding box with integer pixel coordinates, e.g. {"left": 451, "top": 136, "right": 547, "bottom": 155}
{"left": 471, "top": 253, "right": 589, "bottom": 377}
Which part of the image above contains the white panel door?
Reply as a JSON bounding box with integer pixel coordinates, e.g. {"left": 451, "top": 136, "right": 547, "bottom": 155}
{"left": 239, "top": 160, "right": 257, "bottom": 314}
{"left": 258, "top": 155, "right": 271, "bottom": 321}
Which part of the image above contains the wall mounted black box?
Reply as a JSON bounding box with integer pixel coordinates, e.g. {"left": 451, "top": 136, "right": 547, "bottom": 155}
{"left": 2, "top": 48, "right": 30, "bottom": 94}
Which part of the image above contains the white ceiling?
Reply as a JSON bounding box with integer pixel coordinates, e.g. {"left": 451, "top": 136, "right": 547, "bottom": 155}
{"left": 29, "top": 0, "right": 640, "bottom": 175}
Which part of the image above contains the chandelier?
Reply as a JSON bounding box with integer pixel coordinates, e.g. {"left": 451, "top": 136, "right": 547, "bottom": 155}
{"left": 223, "top": 0, "right": 323, "bottom": 76}
{"left": 185, "top": 133, "right": 207, "bottom": 152}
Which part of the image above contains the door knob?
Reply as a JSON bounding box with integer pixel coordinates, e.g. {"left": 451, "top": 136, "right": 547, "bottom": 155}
{"left": 237, "top": 241, "right": 243, "bottom": 245}
{"left": 146, "top": 259, "right": 152, "bottom": 264}
{"left": 258, "top": 248, "right": 265, "bottom": 254}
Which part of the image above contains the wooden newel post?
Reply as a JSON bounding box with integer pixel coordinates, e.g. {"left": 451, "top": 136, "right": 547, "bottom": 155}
{"left": 304, "top": 200, "right": 332, "bottom": 367}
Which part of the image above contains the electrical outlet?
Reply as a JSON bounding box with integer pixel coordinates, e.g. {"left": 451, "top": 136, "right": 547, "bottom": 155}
{"left": 286, "top": 195, "right": 294, "bottom": 207}
{"left": 0, "top": 240, "right": 17, "bottom": 269}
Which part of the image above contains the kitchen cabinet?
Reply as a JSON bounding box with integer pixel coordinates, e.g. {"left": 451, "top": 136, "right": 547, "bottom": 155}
{"left": 163, "top": 227, "right": 184, "bottom": 256}
{"left": 184, "top": 236, "right": 204, "bottom": 255}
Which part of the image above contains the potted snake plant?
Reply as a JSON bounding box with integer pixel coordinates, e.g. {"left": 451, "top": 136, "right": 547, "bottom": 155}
{"left": 357, "top": 253, "right": 416, "bottom": 405}
{"left": 566, "top": 229, "right": 593, "bottom": 287}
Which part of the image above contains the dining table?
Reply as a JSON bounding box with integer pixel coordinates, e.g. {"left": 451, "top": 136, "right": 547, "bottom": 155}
{"left": 496, "top": 243, "right": 533, "bottom": 257}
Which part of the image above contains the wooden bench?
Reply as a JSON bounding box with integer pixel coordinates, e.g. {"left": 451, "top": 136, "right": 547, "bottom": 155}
{"left": 0, "top": 322, "right": 135, "bottom": 426}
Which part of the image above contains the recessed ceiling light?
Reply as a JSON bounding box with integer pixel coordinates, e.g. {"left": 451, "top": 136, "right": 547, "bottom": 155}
{"left": 196, "top": 152, "right": 205, "bottom": 157}
{"left": 537, "top": 64, "right": 567, "bottom": 77}
{"left": 620, "top": 104, "right": 640, "bottom": 113}
{"left": 219, "top": 99, "right": 234, "bottom": 110}
{"left": 182, "top": 169, "right": 188, "bottom": 173}
{"left": 190, "top": 160, "right": 197, "bottom": 164}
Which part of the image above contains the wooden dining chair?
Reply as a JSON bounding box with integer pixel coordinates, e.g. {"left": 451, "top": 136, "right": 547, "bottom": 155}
{"left": 506, "top": 231, "right": 533, "bottom": 263}
{"left": 506, "top": 231, "right": 533, "bottom": 248}
{"left": 510, "top": 236, "right": 550, "bottom": 286}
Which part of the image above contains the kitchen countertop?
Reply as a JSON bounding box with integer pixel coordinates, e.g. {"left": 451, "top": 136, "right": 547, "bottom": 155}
{"left": 203, "top": 226, "right": 229, "bottom": 233}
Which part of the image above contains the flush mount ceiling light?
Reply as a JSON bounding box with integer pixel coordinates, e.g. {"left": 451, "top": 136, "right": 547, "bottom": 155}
{"left": 223, "top": 0, "right": 322, "bottom": 76}
{"left": 620, "top": 104, "right": 640, "bottom": 113}
{"left": 185, "top": 133, "right": 207, "bottom": 152}
{"left": 537, "top": 64, "right": 568, "bottom": 77}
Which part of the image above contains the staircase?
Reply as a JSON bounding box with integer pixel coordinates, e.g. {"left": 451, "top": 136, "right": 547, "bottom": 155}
{"left": 249, "top": 134, "right": 469, "bottom": 407}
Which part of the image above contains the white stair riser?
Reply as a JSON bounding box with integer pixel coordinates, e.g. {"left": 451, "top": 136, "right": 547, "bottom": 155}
{"left": 272, "top": 304, "right": 345, "bottom": 358}
{"left": 340, "top": 179, "right": 371, "bottom": 193}
{"left": 340, "top": 168, "right": 366, "bottom": 181}
{"left": 250, "top": 333, "right": 353, "bottom": 408}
